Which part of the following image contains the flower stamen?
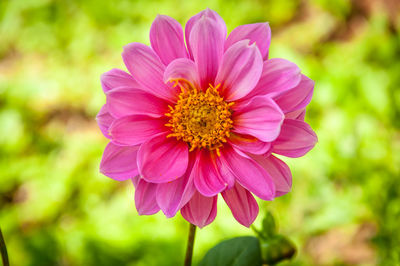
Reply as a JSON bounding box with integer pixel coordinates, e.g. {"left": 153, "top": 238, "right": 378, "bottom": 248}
{"left": 165, "top": 84, "right": 233, "bottom": 153}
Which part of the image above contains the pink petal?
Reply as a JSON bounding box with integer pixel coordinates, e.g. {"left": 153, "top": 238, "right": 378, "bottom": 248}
{"left": 285, "top": 108, "right": 306, "bottom": 120}
{"left": 163, "top": 58, "right": 200, "bottom": 89}
{"left": 138, "top": 133, "right": 189, "bottom": 183}
{"left": 215, "top": 40, "right": 263, "bottom": 101}
{"left": 132, "top": 175, "right": 140, "bottom": 187}
{"left": 233, "top": 96, "right": 284, "bottom": 142}
{"left": 251, "top": 154, "right": 292, "bottom": 197}
{"left": 150, "top": 15, "right": 188, "bottom": 65}
{"left": 220, "top": 146, "right": 275, "bottom": 200}
{"left": 296, "top": 110, "right": 306, "bottom": 120}
{"left": 272, "top": 119, "right": 317, "bottom": 158}
{"left": 106, "top": 87, "right": 168, "bottom": 118}
{"left": 109, "top": 115, "right": 167, "bottom": 146}
{"left": 225, "top": 23, "right": 271, "bottom": 60}
{"left": 185, "top": 8, "right": 227, "bottom": 59}
{"left": 100, "top": 142, "right": 139, "bottom": 181}
{"left": 274, "top": 74, "right": 314, "bottom": 113}
{"left": 189, "top": 16, "right": 225, "bottom": 90}
{"left": 134, "top": 178, "right": 160, "bottom": 215}
{"left": 96, "top": 104, "right": 115, "bottom": 139}
{"left": 156, "top": 153, "right": 196, "bottom": 218}
{"left": 222, "top": 182, "right": 259, "bottom": 227}
{"left": 181, "top": 191, "right": 217, "bottom": 228}
{"left": 101, "top": 68, "right": 140, "bottom": 93}
{"left": 122, "top": 43, "right": 178, "bottom": 101}
{"left": 215, "top": 154, "right": 236, "bottom": 188}
{"left": 193, "top": 150, "right": 227, "bottom": 197}
{"left": 247, "top": 58, "right": 301, "bottom": 99}
{"left": 229, "top": 134, "right": 271, "bottom": 155}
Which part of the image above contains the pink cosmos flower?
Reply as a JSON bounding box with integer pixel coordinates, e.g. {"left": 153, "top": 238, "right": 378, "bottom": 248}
{"left": 97, "top": 8, "right": 317, "bottom": 228}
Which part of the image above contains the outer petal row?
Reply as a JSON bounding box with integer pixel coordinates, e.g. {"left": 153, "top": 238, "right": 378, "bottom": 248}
{"left": 96, "top": 104, "right": 114, "bottom": 139}
{"left": 247, "top": 58, "right": 301, "bottom": 99}
{"left": 233, "top": 96, "right": 284, "bottom": 142}
{"left": 222, "top": 182, "right": 259, "bottom": 227}
{"left": 122, "top": 43, "right": 178, "bottom": 101}
{"left": 133, "top": 177, "right": 160, "bottom": 215}
{"left": 109, "top": 115, "right": 167, "bottom": 146}
{"left": 272, "top": 119, "right": 318, "bottom": 158}
{"left": 181, "top": 191, "right": 218, "bottom": 228}
{"left": 100, "top": 143, "right": 139, "bottom": 181}
{"left": 189, "top": 16, "right": 225, "bottom": 90}
{"left": 134, "top": 175, "right": 220, "bottom": 229}
{"left": 100, "top": 68, "right": 139, "bottom": 93}
{"left": 150, "top": 15, "right": 188, "bottom": 65}
{"left": 225, "top": 23, "right": 271, "bottom": 59}
{"left": 274, "top": 74, "right": 314, "bottom": 113}
{"left": 106, "top": 87, "right": 168, "bottom": 118}
{"left": 251, "top": 154, "right": 292, "bottom": 197}
{"left": 185, "top": 8, "right": 227, "bottom": 59}
{"left": 220, "top": 146, "right": 276, "bottom": 201}
{"left": 156, "top": 153, "right": 196, "bottom": 218}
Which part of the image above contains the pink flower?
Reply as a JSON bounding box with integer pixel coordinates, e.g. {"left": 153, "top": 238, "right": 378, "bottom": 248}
{"left": 97, "top": 9, "right": 317, "bottom": 228}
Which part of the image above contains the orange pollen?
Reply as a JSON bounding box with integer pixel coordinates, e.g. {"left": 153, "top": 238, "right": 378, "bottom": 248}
{"left": 165, "top": 84, "right": 234, "bottom": 153}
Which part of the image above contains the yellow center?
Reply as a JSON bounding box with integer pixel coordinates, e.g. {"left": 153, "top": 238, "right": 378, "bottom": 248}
{"left": 165, "top": 84, "right": 234, "bottom": 156}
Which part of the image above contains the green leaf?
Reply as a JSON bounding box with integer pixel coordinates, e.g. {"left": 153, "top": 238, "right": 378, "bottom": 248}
{"left": 199, "top": 236, "right": 262, "bottom": 266}
{"left": 261, "top": 211, "right": 277, "bottom": 239}
{"left": 260, "top": 235, "right": 296, "bottom": 265}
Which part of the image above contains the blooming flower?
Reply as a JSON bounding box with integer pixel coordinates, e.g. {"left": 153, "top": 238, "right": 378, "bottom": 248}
{"left": 97, "top": 8, "right": 317, "bottom": 228}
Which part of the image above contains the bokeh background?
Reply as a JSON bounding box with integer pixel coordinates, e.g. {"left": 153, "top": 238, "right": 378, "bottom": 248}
{"left": 1, "top": 0, "right": 399, "bottom": 265}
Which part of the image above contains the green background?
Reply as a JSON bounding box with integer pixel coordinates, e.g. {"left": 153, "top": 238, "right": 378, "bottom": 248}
{"left": 1, "top": 0, "right": 399, "bottom": 265}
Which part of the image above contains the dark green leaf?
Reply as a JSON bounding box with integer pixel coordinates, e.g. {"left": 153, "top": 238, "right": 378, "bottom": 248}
{"left": 199, "top": 236, "right": 262, "bottom": 266}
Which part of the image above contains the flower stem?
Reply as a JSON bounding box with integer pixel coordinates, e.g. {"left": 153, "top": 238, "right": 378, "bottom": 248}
{"left": 0, "top": 227, "right": 9, "bottom": 266}
{"left": 184, "top": 223, "right": 196, "bottom": 266}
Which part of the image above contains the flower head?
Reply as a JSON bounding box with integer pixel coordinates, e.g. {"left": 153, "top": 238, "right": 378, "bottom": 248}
{"left": 97, "top": 9, "right": 317, "bottom": 228}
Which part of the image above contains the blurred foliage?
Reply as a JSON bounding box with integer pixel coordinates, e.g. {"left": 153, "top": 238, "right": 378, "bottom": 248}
{"left": 0, "top": 0, "right": 399, "bottom": 265}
